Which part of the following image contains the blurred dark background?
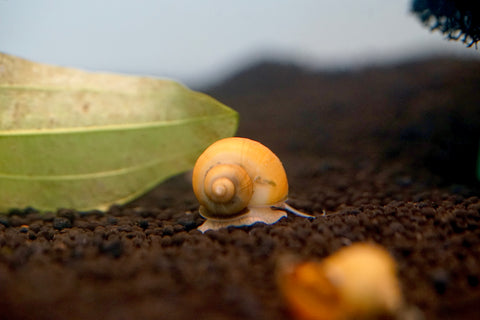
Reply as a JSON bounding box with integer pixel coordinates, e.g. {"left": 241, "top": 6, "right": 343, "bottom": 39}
{"left": 206, "top": 56, "right": 480, "bottom": 185}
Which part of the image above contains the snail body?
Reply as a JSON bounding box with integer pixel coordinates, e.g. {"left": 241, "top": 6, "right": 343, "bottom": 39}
{"left": 192, "top": 137, "right": 313, "bottom": 232}
{"left": 277, "top": 243, "right": 406, "bottom": 320}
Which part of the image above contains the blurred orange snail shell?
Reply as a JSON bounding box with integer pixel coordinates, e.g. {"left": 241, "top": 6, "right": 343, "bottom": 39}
{"left": 192, "top": 137, "right": 314, "bottom": 232}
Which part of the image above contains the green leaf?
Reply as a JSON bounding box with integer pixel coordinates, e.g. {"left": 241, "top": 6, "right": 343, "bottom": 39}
{"left": 0, "top": 53, "right": 238, "bottom": 212}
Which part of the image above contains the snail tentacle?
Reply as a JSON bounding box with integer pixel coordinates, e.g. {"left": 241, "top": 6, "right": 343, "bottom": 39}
{"left": 271, "top": 203, "right": 315, "bottom": 218}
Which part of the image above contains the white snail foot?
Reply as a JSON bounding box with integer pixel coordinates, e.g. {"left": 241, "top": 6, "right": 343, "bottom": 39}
{"left": 277, "top": 203, "right": 316, "bottom": 218}
{"left": 197, "top": 202, "right": 315, "bottom": 232}
{"left": 197, "top": 207, "right": 287, "bottom": 233}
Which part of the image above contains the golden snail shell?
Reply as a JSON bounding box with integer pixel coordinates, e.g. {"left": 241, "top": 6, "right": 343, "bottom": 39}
{"left": 192, "top": 137, "right": 314, "bottom": 232}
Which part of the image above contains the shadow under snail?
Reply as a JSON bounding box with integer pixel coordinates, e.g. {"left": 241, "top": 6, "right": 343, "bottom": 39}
{"left": 192, "top": 137, "right": 314, "bottom": 232}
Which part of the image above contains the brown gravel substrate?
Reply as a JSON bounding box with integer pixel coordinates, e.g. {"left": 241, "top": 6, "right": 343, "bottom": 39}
{"left": 1, "top": 57, "right": 480, "bottom": 320}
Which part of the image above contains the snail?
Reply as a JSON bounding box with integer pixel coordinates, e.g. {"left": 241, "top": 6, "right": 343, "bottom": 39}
{"left": 277, "top": 243, "right": 407, "bottom": 320}
{"left": 192, "top": 137, "right": 314, "bottom": 232}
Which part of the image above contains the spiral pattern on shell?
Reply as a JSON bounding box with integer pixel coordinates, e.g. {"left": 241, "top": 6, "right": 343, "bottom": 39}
{"left": 202, "top": 164, "right": 253, "bottom": 217}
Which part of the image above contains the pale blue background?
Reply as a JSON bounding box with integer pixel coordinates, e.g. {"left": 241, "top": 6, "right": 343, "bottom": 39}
{"left": 1, "top": 0, "right": 478, "bottom": 87}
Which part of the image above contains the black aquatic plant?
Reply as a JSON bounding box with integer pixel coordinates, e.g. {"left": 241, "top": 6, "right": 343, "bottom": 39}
{"left": 411, "top": 0, "right": 480, "bottom": 48}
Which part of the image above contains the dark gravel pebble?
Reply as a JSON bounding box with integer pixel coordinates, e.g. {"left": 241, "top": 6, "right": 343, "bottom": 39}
{"left": 53, "top": 217, "right": 73, "bottom": 230}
